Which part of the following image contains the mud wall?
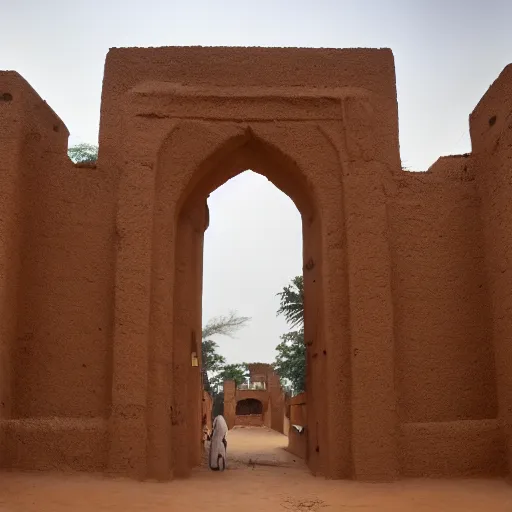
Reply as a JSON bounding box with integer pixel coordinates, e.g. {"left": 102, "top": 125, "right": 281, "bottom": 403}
{"left": 289, "top": 393, "right": 307, "bottom": 427}
{"left": 263, "top": 397, "right": 272, "bottom": 428}
{"left": 391, "top": 157, "right": 496, "bottom": 424}
{"left": 288, "top": 426, "right": 308, "bottom": 460}
{"left": 14, "top": 160, "right": 115, "bottom": 420}
{"left": 235, "top": 415, "right": 263, "bottom": 427}
{"left": 0, "top": 73, "right": 27, "bottom": 464}
{"left": 223, "top": 381, "right": 236, "bottom": 430}
{"left": 168, "top": 204, "right": 205, "bottom": 478}
{"left": 267, "top": 372, "right": 285, "bottom": 434}
{"left": 470, "top": 64, "right": 512, "bottom": 474}
{"left": 287, "top": 393, "right": 307, "bottom": 459}
{"left": 236, "top": 399, "right": 263, "bottom": 416}
{"left": 390, "top": 156, "right": 502, "bottom": 476}
{"left": 202, "top": 391, "right": 213, "bottom": 431}
{"left": 99, "top": 45, "right": 399, "bottom": 481}
{"left": 0, "top": 72, "right": 116, "bottom": 471}
{"left": 6, "top": 161, "right": 115, "bottom": 471}
{"left": 235, "top": 398, "right": 262, "bottom": 427}
{"left": 2, "top": 48, "right": 512, "bottom": 482}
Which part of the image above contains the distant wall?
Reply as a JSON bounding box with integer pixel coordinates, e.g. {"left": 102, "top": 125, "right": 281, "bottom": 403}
{"left": 202, "top": 392, "right": 213, "bottom": 431}
{"left": 263, "top": 397, "right": 272, "bottom": 428}
{"left": 267, "top": 372, "right": 285, "bottom": 434}
{"left": 289, "top": 393, "right": 307, "bottom": 426}
{"left": 223, "top": 381, "right": 236, "bottom": 430}
{"left": 287, "top": 393, "right": 307, "bottom": 460}
{"left": 236, "top": 398, "right": 263, "bottom": 416}
{"left": 288, "top": 426, "right": 307, "bottom": 460}
{"left": 235, "top": 414, "right": 263, "bottom": 427}
{"left": 236, "top": 399, "right": 264, "bottom": 427}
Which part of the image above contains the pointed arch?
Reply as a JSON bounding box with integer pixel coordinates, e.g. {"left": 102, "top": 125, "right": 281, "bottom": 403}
{"left": 112, "top": 118, "right": 354, "bottom": 481}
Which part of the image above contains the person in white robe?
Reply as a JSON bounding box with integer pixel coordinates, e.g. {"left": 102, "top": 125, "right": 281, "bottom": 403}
{"left": 208, "top": 415, "right": 228, "bottom": 471}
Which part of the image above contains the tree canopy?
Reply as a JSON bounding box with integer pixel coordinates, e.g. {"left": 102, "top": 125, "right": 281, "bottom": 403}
{"left": 201, "top": 311, "right": 250, "bottom": 395}
{"left": 210, "top": 363, "right": 249, "bottom": 392}
{"left": 274, "top": 275, "right": 306, "bottom": 395}
{"left": 68, "top": 143, "right": 98, "bottom": 164}
{"left": 202, "top": 311, "right": 250, "bottom": 339}
{"left": 276, "top": 275, "right": 304, "bottom": 329}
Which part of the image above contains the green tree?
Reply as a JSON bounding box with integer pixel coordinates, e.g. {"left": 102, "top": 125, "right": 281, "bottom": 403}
{"left": 202, "top": 311, "right": 250, "bottom": 394}
{"left": 210, "top": 363, "right": 249, "bottom": 393}
{"left": 274, "top": 275, "right": 306, "bottom": 395}
{"left": 202, "top": 311, "right": 251, "bottom": 339}
{"left": 273, "top": 329, "right": 306, "bottom": 395}
{"left": 68, "top": 143, "right": 98, "bottom": 164}
{"left": 276, "top": 275, "right": 304, "bottom": 328}
{"left": 201, "top": 339, "right": 226, "bottom": 394}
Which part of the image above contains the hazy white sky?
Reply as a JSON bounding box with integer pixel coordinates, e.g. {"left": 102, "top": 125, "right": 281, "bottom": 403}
{"left": 2, "top": 0, "right": 511, "bottom": 364}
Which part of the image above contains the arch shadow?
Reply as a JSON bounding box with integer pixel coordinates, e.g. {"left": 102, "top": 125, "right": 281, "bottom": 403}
{"left": 236, "top": 398, "right": 264, "bottom": 416}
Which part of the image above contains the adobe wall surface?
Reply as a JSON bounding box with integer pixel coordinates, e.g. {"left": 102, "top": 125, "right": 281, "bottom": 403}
{"left": 288, "top": 426, "right": 308, "bottom": 460}
{"left": 470, "top": 64, "right": 512, "bottom": 471}
{"left": 202, "top": 392, "right": 213, "bottom": 432}
{"left": 267, "top": 371, "right": 286, "bottom": 434}
{"left": 235, "top": 415, "right": 264, "bottom": 427}
{"left": 224, "top": 387, "right": 270, "bottom": 431}
{"left": 289, "top": 393, "right": 307, "bottom": 427}
{"left": 391, "top": 157, "right": 497, "bottom": 422}
{"left": 14, "top": 160, "right": 115, "bottom": 421}
{"left": 1, "top": 46, "right": 512, "bottom": 483}
{"left": 5, "top": 159, "right": 115, "bottom": 471}
{"left": 0, "top": 72, "right": 115, "bottom": 471}
{"left": 223, "top": 381, "right": 237, "bottom": 430}
{"left": 389, "top": 156, "right": 500, "bottom": 475}
{"left": 287, "top": 394, "right": 308, "bottom": 459}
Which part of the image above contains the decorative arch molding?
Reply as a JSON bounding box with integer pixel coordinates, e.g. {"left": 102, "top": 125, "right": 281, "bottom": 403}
{"left": 110, "top": 86, "right": 397, "bottom": 482}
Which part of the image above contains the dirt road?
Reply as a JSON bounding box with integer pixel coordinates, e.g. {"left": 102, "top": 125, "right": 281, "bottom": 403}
{"left": 226, "top": 425, "right": 303, "bottom": 468}
{"left": 1, "top": 427, "right": 512, "bottom": 511}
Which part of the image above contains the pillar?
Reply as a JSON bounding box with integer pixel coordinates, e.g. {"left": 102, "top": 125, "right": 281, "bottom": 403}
{"left": 0, "top": 74, "right": 25, "bottom": 465}
{"left": 340, "top": 96, "right": 399, "bottom": 481}
{"left": 223, "top": 381, "right": 236, "bottom": 429}
{"left": 171, "top": 214, "right": 196, "bottom": 477}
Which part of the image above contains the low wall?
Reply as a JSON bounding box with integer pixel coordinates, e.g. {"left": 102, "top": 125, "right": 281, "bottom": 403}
{"left": 288, "top": 425, "right": 307, "bottom": 460}
{"left": 399, "top": 419, "right": 505, "bottom": 477}
{"left": 283, "top": 414, "right": 290, "bottom": 436}
{"left": 287, "top": 393, "right": 307, "bottom": 459}
{"left": 289, "top": 393, "right": 307, "bottom": 425}
{"left": 2, "top": 417, "right": 107, "bottom": 471}
{"left": 235, "top": 414, "right": 263, "bottom": 427}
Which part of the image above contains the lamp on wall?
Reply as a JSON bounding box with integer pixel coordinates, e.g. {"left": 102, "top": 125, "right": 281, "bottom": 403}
{"left": 191, "top": 331, "right": 199, "bottom": 366}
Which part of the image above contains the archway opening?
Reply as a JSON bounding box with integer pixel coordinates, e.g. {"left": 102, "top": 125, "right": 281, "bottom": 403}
{"left": 236, "top": 399, "right": 263, "bottom": 416}
{"left": 200, "top": 168, "right": 307, "bottom": 467}
{"left": 174, "top": 134, "right": 321, "bottom": 473}
{"left": 235, "top": 398, "right": 265, "bottom": 428}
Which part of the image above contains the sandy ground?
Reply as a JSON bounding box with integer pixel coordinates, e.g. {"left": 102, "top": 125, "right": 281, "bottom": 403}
{"left": 226, "top": 425, "right": 304, "bottom": 468}
{"left": 1, "top": 427, "right": 512, "bottom": 512}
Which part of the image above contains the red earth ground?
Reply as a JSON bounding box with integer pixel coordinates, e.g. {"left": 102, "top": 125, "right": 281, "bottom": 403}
{"left": 1, "top": 427, "right": 512, "bottom": 511}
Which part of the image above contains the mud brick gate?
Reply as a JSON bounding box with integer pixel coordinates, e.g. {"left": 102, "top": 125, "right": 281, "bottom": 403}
{"left": 1, "top": 47, "right": 511, "bottom": 482}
